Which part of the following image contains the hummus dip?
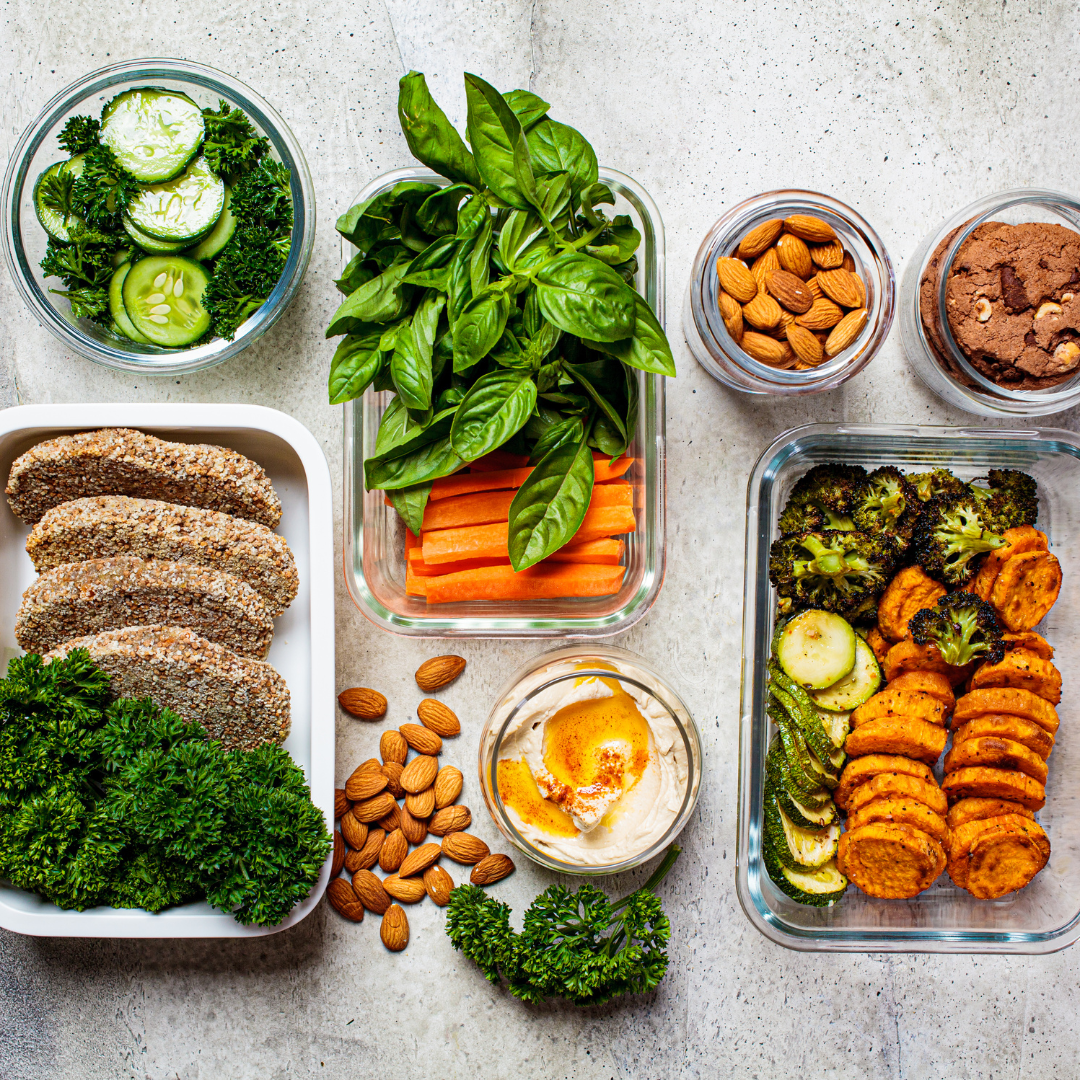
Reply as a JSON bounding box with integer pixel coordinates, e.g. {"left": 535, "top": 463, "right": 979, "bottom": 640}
{"left": 496, "top": 669, "right": 688, "bottom": 865}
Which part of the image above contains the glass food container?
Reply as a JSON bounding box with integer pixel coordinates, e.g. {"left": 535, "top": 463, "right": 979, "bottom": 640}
{"left": 478, "top": 644, "right": 702, "bottom": 875}
{"left": 684, "top": 190, "right": 894, "bottom": 395}
{"left": 342, "top": 167, "right": 667, "bottom": 638}
{"left": 900, "top": 188, "right": 1080, "bottom": 417}
{"left": 739, "top": 422, "right": 1080, "bottom": 953}
{"left": 1, "top": 58, "right": 315, "bottom": 375}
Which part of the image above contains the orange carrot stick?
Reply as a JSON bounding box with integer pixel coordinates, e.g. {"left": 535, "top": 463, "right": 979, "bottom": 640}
{"left": 410, "top": 556, "right": 511, "bottom": 577}
{"left": 427, "top": 457, "right": 634, "bottom": 501}
{"left": 546, "top": 538, "right": 625, "bottom": 565}
{"left": 424, "top": 563, "right": 626, "bottom": 604}
{"left": 469, "top": 449, "right": 531, "bottom": 472}
{"left": 405, "top": 564, "right": 427, "bottom": 597}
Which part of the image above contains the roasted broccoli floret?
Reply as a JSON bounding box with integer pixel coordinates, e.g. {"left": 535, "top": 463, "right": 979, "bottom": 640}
{"left": 910, "top": 468, "right": 968, "bottom": 503}
{"left": 970, "top": 469, "right": 1038, "bottom": 531}
{"left": 909, "top": 592, "right": 1004, "bottom": 667}
{"left": 778, "top": 464, "right": 867, "bottom": 535}
{"left": 852, "top": 466, "right": 918, "bottom": 546}
{"left": 769, "top": 529, "right": 897, "bottom": 617}
{"left": 914, "top": 494, "right": 1005, "bottom": 586}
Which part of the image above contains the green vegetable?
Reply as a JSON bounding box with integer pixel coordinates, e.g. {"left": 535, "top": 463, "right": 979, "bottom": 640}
{"left": 774, "top": 609, "right": 857, "bottom": 690}
{"left": 57, "top": 115, "right": 101, "bottom": 155}
{"left": 70, "top": 144, "right": 140, "bottom": 231}
{"left": 777, "top": 463, "right": 866, "bottom": 535}
{"left": 914, "top": 494, "right": 1005, "bottom": 586}
{"left": 852, "top": 466, "right": 918, "bottom": 547}
{"left": 201, "top": 99, "right": 271, "bottom": 178}
{"left": 970, "top": 469, "right": 1039, "bottom": 531}
{"left": 446, "top": 845, "right": 679, "bottom": 1005}
{"left": 909, "top": 591, "right": 1005, "bottom": 667}
{"left": 40, "top": 223, "right": 122, "bottom": 326}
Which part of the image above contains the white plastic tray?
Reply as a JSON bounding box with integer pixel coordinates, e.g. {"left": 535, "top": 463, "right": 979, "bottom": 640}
{"left": 0, "top": 403, "right": 335, "bottom": 937}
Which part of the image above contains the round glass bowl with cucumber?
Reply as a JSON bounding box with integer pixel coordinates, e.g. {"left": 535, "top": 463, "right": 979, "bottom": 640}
{"left": 2, "top": 59, "right": 314, "bottom": 374}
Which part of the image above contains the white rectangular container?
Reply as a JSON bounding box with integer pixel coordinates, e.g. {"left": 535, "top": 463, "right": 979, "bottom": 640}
{"left": 0, "top": 403, "right": 335, "bottom": 937}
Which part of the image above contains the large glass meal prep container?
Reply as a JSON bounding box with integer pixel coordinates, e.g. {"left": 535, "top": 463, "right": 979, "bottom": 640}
{"left": 738, "top": 422, "right": 1080, "bottom": 953}
{"left": 343, "top": 167, "right": 666, "bottom": 638}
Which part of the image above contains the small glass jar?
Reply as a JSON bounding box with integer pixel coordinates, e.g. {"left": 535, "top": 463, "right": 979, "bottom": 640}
{"left": 900, "top": 189, "right": 1080, "bottom": 417}
{"left": 683, "top": 190, "right": 895, "bottom": 395}
{"left": 478, "top": 644, "right": 702, "bottom": 876}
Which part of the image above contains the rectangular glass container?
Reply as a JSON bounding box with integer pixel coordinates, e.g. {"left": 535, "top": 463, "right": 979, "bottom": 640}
{"left": 738, "top": 423, "right": 1080, "bottom": 953}
{"left": 343, "top": 167, "right": 667, "bottom": 638}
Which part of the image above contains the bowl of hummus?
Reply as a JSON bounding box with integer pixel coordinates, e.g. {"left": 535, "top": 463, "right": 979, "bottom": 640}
{"left": 479, "top": 645, "right": 701, "bottom": 874}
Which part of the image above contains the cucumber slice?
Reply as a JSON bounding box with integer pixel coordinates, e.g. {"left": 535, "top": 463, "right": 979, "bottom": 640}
{"left": 100, "top": 88, "right": 204, "bottom": 183}
{"left": 810, "top": 636, "right": 883, "bottom": 712}
{"left": 122, "top": 255, "right": 210, "bottom": 347}
{"left": 108, "top": 263, "right": 149, "bottom": 344}
{"left": 185, "top": 185, "right": 235, "bottom": 261}
{"left": 123, "top": 216, "right": 189, "bottom": 254}
{"left": 777, "top": 610, "right": 857, "bottom": 690}
{"left": 33, "top": 155, "right": 85, "bottom": 241}
{"left": 127, "top": 157, "right": 224, "bottom": 244}
{"left": 775, "top": 798, "right": 840, "bottom": 869}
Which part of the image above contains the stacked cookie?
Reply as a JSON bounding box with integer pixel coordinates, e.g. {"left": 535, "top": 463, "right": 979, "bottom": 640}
{"left": 6, "top": 428, "right": 297, "bottom": 750}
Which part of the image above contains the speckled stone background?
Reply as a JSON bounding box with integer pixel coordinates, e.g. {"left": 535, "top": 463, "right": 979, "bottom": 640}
{"left": 3, "top": 2, "right": 1080, "bottom": 1077}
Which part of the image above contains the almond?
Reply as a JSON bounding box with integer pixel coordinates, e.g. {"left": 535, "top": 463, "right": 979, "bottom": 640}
{"left": 842, "top": 251, "right": 857, "bottom": 273}
{"left": 380, "top": 730, "right": 408, "bottom": 765}
{"left": 433, "top": 765, "right": 463, "bottom": 809}
{"left": 379, "top": 828, "right": 408, "bottom": 873}
{"left": 337, "top": 687, "right": 387, "bottom": 719}
{"left": 405, "top": 787, "right": 435, "bottom": 819}
{"left": 750, "top": 247, "right": 780, "bottom": 295}
{"left": 775, "top": 309, "right": 797, "bottom": 335}
{"left": 441, "top": 832, "right": 490, "bottom": 865}
{"left": 718, "top": 290, "right": 744, "bottom": 342}
{"left": 795, "top": 297, "right": 845, "bottom": 330}
{"left": 334, "top": 788, "right": 350, "bottom": 819}
{"left": 766, "top": 270, "right": 813, "bottom": 314}
{"left": 429, "top": 805, "right": 471, "bottom": 836}
{"left": 399, "top": 803, "right": 428, "bottom": 845}
{"left": 378, "top": 803, "right": 402, "bottom": 833}
{"left": 358, "top": 757, "right": 382, "bottom": 773}
{"left": 786, "top": 323, "right": 825, "bottom": 367}
{"left": 346, "top": 828, "right": 384, "bottom": 872}
{"left": 381, "top": 760, "right": 405, "bottom": 798}
{"left": 399, "top": 842, "right": 442, "bottom": 878}
{"left": 401, "top": 753, "right": 439, "bottom": 794}
{"left": 816, "top": 268, "right": 863, "bottom": 309}
{"left": 716, "top": 257, "right": 757, "bottom": 304}
{"left": 416, "top": 698, "right": 461, "bottom": 737}
{"left": 824, "top": 308, "right": 868, "bottom": 356}
{"left": 810, "top": 239, "right": 844, "bottom": 269}
{"left": 351, "top": 869, "right": 391, "bottom": 914}
{"left": 784, "top": 214, "right": 837, "bottom": 243}
{"left": 331, "top": 830, "right": 345, "bottom": 878}
{"left": 776, "top": 232, "right": 814, "bottom": 278}
{"left": 470, "top": 853, "right": 515, "bottom": 886}
{"left": 344, "top": 768, "right": 388, "bottom": 802}
{"left": 736, "top": 218, "right": 783, "bottom": 259}
{"left": 382, "top": 874, "right": 427, "bottom": 904}
{"left": 400, "top": 723, "right": 442, "bottom": 756}
{"left": 742, "top": 292, "right": 782, "bottom": 330}
{"left": 805, "top": 275, "right": 823, "bottom": 300}
{"left": 851, "top": 272, "right": 866, "bottom": 308}
{"left": 326, "top": 878, "right": 364, "bottom": 921}
{"left": 339, "top": 812, "right": 369, "bottom": 851}
{"left": 352, "top": 791, "right": 397, "bottom": 823}
{"left": 739, "top": 331, "right": 788, "bottom": 365}
{"left": 380, "top": 904, "right": 410, "bottom": 951}
{"left": 423, "top": 864, "right": 454, "bottom": 906}
{"left": 415, "top": 655, "right": 466, "bottom": 692}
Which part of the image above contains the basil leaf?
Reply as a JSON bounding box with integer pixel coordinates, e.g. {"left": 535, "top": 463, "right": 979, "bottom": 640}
{"left": 452, "top": 291, "right": 511, "bottom": 373}
{"left": 522, "top": 320, "right": 562, "bottom": 370}
{"left": 328, "top": 329, "right": 385, "bottom": 405}
{"left": 624, "top": 363, "right": 640, "bottom": 447}
{"left": 417, "top": 184, "right": 472, "bottom": 235}
{"left": 536, "top": 172, "right": 572, "bottom": 225}
{"left": 529, "top": 416, "right": 582, "bottom": 463}
{"left": 366, "top": 434, "right": 464, "bottom": 491}
{"left": 502, "top": 89, "right": 550, "bottom": 130}
{"left": 507, "top": 421, "right": 595, "bottom": 570}
{"left": 523, "top": 403, "right": 565, "bottom": 441}
{"left": 327, "top": 262, "right": 413, "bottom": 336}
{"left": 564, "top": 361, "right": 626, "bottom": 445}
{"left": 587, "top": 217, "right": 641, "bottom": 266}
{"left": 464, "top": 72, "right": 538, "bottom": 212}
{"left": 397, "top": 71, "right": 482, "bottom": 187}
{"left": 534, "top": 254, "right": 637, "bottom": 342}
{"left": 456, "top": 193, "right": 488, "bottom": 239}
{"left": 590, "top": 293, "right": 676, "bottom": 376}
{"left": 337, "top": 182, "right": 438, "bottom": 251}
{"left": 590, "top": 414, "right": 627, "bottom": 457}
{"left": 432, "top": 328, "right": 453, "bottom": 383}
{"left": 450, "top": 370, "right": 538, "bottom": 463}
{"left": 335, "top": 252, "right": 374, "bottom": 295}
{"left": 580, "top": 183, "right": 615, "bottom": 227}
{"left": 388, "top": 482, "right": 432, "bottom": 536}
{"left": 373, "top": 400, "right": 457, "bottom": 463}
{"left": 498, "top": 210, "right": 542, "bottom": 271}
{"left": 526, "top": 118, "right": 598, "bottom": 198}
{"left": 469, "top": 215, "right": 493, "bottom": 295}
{"left": 399, "top": 204, "right": 433, "bottom": 253}
{"left": 402, "top": 234, "right": 457, "bottom": 289}
{"left": 447, "top": 240, "right": 474, "bottom": 324}
{"left": 391, "top": 292, "right": 445, "bottom": 411}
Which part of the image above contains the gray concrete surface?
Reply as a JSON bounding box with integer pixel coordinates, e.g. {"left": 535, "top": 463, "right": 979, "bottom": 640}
{"left": 3, "top": 1, "right": 1080, "bottom": 1077}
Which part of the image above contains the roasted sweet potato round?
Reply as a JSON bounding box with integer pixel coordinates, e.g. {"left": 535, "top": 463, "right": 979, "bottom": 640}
{"left": 946, "top": 797, "right": 1035, "bottom": 830}
{"left": 885, "top": 670, "right": 956, "bottom": 706}
{"left": 834, "top": 754, "right": 936, "bottom": 810}
{"left": 944, "top": 736, "right": 1049, "bottom": 784}
{"left": 970, "top": 650, "right": 1062, "bottom": 705}
{"left": 884, "top": 639, "right": 972, "bottom": 686}
{"left": 965, "top": 819, "right": 1050, "bottom": 899}
{"left": 844, "top": 715, "right": 948, "bottom": 765}
{"left": 850, "top": 687, "right": 950, "bottom": 729}
{"left": 845, "top": 771, "right": 948, "bottom": 816}
{"left": 1002, "top": 631, "right": 1054, "bottom": 661}
{"left": 846, "top": 796, "right": 949, "bottom": 843}
{"left": 864, "top": 626, "right": 890, "bottom": 663}
{"left": 877, "top": 566, "right": 948, "bottom": 642}
{"left": 951, "top": 714, "right": 1055, "bottom": 761}
{"left": 969, "top": 526, "right": 1048, "bottom": 601}
{"left": 953, "top": 688, "right": 1059, "bottom": 735}
{"left": 941, "top": 766, "right": 1046, "bottom": 809}
{"left": 990, "top": 549, "right": 1062, "bottom": 633}
{"left": 946, "top": 813, "right": 1043, "bottom": 890}
{"left": 838, "top": 822, "right": 946, "bottom": 899}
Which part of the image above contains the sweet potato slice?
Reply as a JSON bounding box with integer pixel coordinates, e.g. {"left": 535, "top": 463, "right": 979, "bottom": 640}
{"left": 941, "top": 766, "right": 1046, "bottom": 809}
{"left": 883, "top": 639, "right": 972, "bottom": 686}
{"left": 990, "top": 549, "right": 1062, "bottom": 632}
{"left": 946, "top": 813, "right": 1044, "bottom": 890}
{"left": 844, "top": 715, "right": 947, "bottom": 765}
{"left": 953, "top": 688, "right": 1059, "bottom": 735}
{"left": 846, "top": 772, "right": 948, "bottom": 816}
{"left": 834, "top": 755, "right": 936, "bottom": 810}
{"left": 877, "top": 566, "right": 948, "bottom": 643}
{"left": 944, "top": 736, "right": 1049, "bottom": 784}
{"left": 850, "top": 687, "right": 949, "bottom": 729}
{"left": 1002, "top": 631, "right": 1054, "bottom": 661}
{"left": 846, "top": 797, "right": 949, "bottom": 843}
{"left": 946, "top": 798, "right": 1035, "bottom": 830}
{"left": 885, "top": 670, "right": 956, "bottom": 707}
{"left": 951, "top": 714, "right": 1055, "bottom": 761}
{"left": 838, "top": 822, "right": 946, "bottom": 898}
{"left": 864, "top": 627, "right": 890, "bottom": 664}
{"left": 969, "top": 651, "right": 1062, "bottom": 705}
{"left": 969, "top": 525, "right": 1048, "bottom": 601}
{"left": 962, "top": 818, "right": 1050, "bottom": 898}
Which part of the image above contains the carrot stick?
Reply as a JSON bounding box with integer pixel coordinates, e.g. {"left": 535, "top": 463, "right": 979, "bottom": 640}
{"left": 424, "top": 563, "right": 626, "bottom": 604}
{"left": 405, "top": 528, "right": 421, "bottom": 552}
{"left": 427, "top": 457, "right": 634, "bottom": 501}
{"left": 411, "top": 556, "right": 511, "bottom": 577}
{"left": 405, "top": 564, "right": 427, "bottom": 597}
{"left": 546, "top": 538, "right": 625, "bottom": 565}
{"left": 469, "top": 449, "right": 531, "bottom": 472}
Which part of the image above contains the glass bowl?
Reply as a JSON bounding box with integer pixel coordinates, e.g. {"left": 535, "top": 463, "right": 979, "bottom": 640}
{"left": 478, "top": 644, "right": 702, "bottom": 875}
{"left": 739, "top": 422, "right": 1080, "bottom": 953}
{"left": 900, "top": 188, "right": 1080, "bottom": 417}
{"left": 342, "top": 167, "right": 666, "bottom": 638}
{"left": 1, "top": 58, "right": 315, "bottom": 375}
{"left": 683, "top": 190, "right": 895, "bottom": 395}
